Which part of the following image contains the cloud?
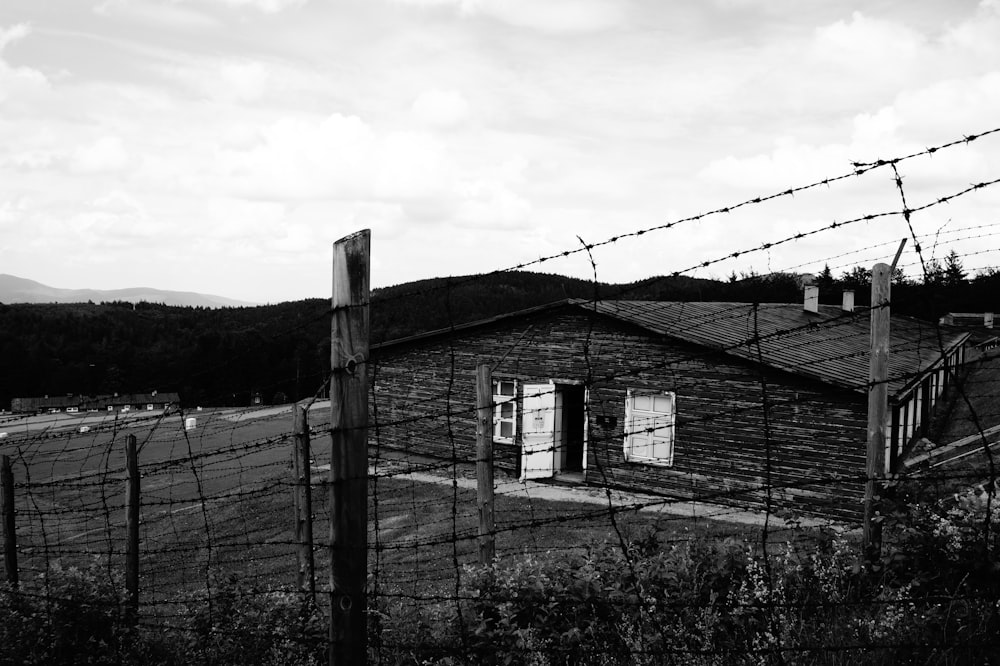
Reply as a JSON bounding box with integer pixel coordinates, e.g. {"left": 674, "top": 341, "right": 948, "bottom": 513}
{"left": 215, "top": 113, "right": 377, "bottom": 199}
{"left": 812, "top": 11, "right": 925, "bottom": 66}
{"left": 455, "top": 178, "right": 532, "bottom": 230}
{"left": 698, "top": 138, "right": 852, "bottom": 191}
{"left": 0, "top": 61, "right": 49, "bottom": 106}
{"left": 214, "top": 113, "right": 463, "bottom": 202}
{"left": 198, "top": 197, "right": 288, "bottom": 244}
{"left": 473, "top": 0, "right": 627, "bottom": 33}
{"left": 0, "top": 23, "right": 30, "bottom": 51}
{"left": 412, "top": 89, "right": 470, "bottom": 127}
{"left": 2, "top": 150, "right": 60, "bottom": 171}
{"left": 156, "top": 55, "right": 328, "bottom": 105}
{"left": 390, "top": 0, "right": 626, "bottom": 32}
{"left": 216, "top": 61, "right": 271, "bottom": 102}
{"left": 94, "top": 1, "right": 220, "bottom": 28}
{"left": 373, "top": 131, "right": 453, "bottom": 199}
{"left": 0, "top": 198, "right": 26, "bottom": 228}
{"left": 0, "top": 23, "right": 50, "bottom": 108}
{"left": 185, "top": 0, "right": 308, "bottom": 13}
{"left": 64, "top": 190, "right": 166, "bottom": 251}
{"left": 887, "top": 72, "right": 1000, "bottom": 139}
{"left": 940, "top": 0, "right": 1000, "bottom": 59}
{"left": 71, "top": 136, "right": 130, "bottom": 174}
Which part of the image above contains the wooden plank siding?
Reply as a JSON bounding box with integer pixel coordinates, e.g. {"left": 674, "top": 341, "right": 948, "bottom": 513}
{"left": 371, "top": 306, "right": 867, "bottom": 521}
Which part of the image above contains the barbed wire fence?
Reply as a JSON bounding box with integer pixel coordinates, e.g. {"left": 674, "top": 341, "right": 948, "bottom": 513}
{"left": 0, "top": 126, "right": 998, "bottom": 664}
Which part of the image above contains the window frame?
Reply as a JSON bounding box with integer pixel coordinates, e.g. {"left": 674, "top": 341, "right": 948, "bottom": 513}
{"left": 492, "top": 378, "right": 518, "bottom": 444}
{"left": 623, "top": 389, "right": 676, "bottom": 467}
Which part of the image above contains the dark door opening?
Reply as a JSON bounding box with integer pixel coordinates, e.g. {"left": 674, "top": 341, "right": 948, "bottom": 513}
{"left": 557, "top": 384, "right": 586, "bottom": 473}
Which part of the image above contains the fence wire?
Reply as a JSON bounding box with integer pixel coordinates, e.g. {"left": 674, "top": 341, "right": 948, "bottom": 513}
{"left": 1, "top": 125, "right": 999, "bottom": 665}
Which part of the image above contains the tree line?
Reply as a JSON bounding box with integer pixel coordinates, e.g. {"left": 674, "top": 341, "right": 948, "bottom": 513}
{"left": 2, "top": 263, "right": 997, "bottom": 410}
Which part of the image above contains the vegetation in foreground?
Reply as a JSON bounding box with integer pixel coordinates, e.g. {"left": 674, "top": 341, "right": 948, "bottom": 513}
{"left": 3, "top": 480, "right": 998, "bottom": 665}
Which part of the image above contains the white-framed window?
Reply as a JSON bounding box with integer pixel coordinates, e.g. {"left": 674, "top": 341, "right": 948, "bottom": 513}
{"left": 624, "top": 389, "right": 675, "bottom": 466}
{"left": 492, "top": 378, "right": 518, "bottom": 443}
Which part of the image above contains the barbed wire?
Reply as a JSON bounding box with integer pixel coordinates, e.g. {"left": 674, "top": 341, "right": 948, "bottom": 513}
{"left": 3, "top": 126, "right": 1000, "bottom": 664}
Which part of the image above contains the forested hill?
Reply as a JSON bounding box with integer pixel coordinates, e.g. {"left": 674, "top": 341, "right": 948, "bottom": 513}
{"left": 369, "top": 271, "right": 730, "bottom": 342}
{"left": 2, "top": 268, "right": 997, "bottom": 410}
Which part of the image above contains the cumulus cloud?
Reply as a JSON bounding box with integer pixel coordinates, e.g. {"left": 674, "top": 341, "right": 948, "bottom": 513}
{"left": 893, "top": 72, "right": 1000, "bottom": 136}
{"left": 200, "top": 197, "right": 287, "bottom": 241}
{"left": 217, "top": 61, "right": 271, "bottom": 102}
{"left": 697, "top": 67, "right": 1000, "bottom": 196}
{"left": 2, "top": 150, "right": 60, "bottom": 170}
{"left": 0, "top": 23, "right": 50, "bottom": 108}
{"left": 455, "top": 178, "right": 532, "bottom": 230}
{"left": 65, "top": 190, "right": 166, "bottom": 250}
{"left": 216, "top": 114, "right": 377, "bottom": 199}
{"left": 812, "top": 11, "right": 925, "bottom": 65}
{"left": 94, "top": 0, "right": 220, "bottom": 28}
{"left": 0, "top": 198, "right": 26, "bottom": 228}
{"left": 0, "top": 63, "right": 49, "bottom": 106}
{"left": 71, "top": 136, "right": 130, "bottom": 174}
{"left": 0, "top": 23, "right": 30, "bottom": 51}
{"left": 214, "top": 113, "right": 463, "bottom": 202}
{"left": 189, "top": 0, "right": 308, "bottom": 13}
{"left": 156, "top": 55, "right": 327, "bottom": 106}
{"left": 940, "top": 1, "right": 1000, "bottom": 59}
{"left": 390, "top": 0, "right": 626, "bottom": 32}
{"left": 474, "top": 0, "right": 626, "bottom": 33}
{"left": 412, "top": 89, "right": 470, "bottom": 127}
{"left": 698, "top": 138, "right": 852, "bottom": 190}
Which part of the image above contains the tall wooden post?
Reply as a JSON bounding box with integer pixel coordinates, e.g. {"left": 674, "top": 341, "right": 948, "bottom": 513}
{"left": 864, "top": 262, "right": 891, "bottom": 558}
{"left": 125, "top": 434, "right": 140, "bottom": 623}
{"left": 293, "top": 403, "right": 316, "bottom": 604}
{"left": 475, "top": 364, "right": 496, "bottom": 566}
{"left": 329, "top": 230, "right": 370, "bottom": 665}
{"left": 1, "top": 455, "right": 17, "bottom": 587}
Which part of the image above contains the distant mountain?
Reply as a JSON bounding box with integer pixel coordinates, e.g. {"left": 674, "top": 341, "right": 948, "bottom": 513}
{"left": 0, "top": 274, "right": 254, "bottom": 308}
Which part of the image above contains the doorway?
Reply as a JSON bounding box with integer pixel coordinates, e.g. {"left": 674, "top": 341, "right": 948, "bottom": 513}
{"left": 519, "top": 381, "right": 587, "bottom": 481}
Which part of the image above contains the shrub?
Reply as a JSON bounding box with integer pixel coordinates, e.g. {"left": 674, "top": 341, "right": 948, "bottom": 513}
{"left": 0, "top": 560, "right": 131, "bottom": 666}
{"left": 179, "top": 574, "right": 326, "bottom": 666}
{"left": 376, "top": 510, "right": 1000, "bottom": 666}
{"left": 0, "top": 564, "right": 325, "bottom": 666}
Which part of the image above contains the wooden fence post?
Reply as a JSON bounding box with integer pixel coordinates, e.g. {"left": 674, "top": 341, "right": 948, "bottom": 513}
{"left": 125, "top": 433, "right": 140, "bottom": 623}
{"left": 329, "top": 229, "right": 370, "bottom": 666}
{"left": 864, "top": 262, "right": 891, "bottom": 559}
{"left": 476, "top": 364, "right": 496, "bottom": 566}
{"left": 1, "top": 455, "right": 17, "bottom": 587}
{"left": 293, "top": 403, "right": 316, "bottom": 604}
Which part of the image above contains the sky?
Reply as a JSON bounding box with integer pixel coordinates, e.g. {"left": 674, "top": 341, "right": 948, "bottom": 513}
{"left": 1, "top": 0, "right": 999, "bottom": 304}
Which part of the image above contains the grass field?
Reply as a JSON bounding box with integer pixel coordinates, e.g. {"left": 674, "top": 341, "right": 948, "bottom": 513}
{"left": 0, "top": 403, "right": 819, "bottom": 632}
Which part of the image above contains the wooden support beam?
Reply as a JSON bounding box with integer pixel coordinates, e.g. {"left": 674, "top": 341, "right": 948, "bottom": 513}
{"left": 476, "top": 363, "right": 496, "bottom": 566}
{"left": 1, "top": 455, "right": 17, "bottom": 587}
{"left": 329, "top": 229, "right": 370, "bottom": 666}
{"left": 125, "top": 434, "right": 140, "bottom": 624}
{"left": 864, "top": 262, "right": 891, "bottom": 558}
{"left": 294, "top": 403, "right": 316, "bottom": 605}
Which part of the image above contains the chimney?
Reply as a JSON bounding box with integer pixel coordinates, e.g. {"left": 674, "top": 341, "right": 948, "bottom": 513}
{"left": 842, "top": 290, "right": 855, "bottom": 313}
{"left": 803, "top": 285, "right": 819, "bottom": 313}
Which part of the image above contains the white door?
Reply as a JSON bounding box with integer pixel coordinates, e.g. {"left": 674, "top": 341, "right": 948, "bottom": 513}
{"left": 520, "top": 383, "right": 556, "bottom": 481}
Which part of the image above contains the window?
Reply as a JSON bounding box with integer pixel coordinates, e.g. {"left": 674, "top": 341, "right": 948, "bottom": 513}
{"left": 493, "top": 379, "right": 517, "bottom": 443}
{"left": 624, "top": 390, "right": 675, "bottom": 466}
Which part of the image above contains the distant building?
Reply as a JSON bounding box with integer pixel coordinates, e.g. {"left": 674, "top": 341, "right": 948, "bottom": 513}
{"left": 11, "top": 391, "right": 180, "bottom": 414}
{"left": 939, "top": 312, "right": 994, "bottom": 329}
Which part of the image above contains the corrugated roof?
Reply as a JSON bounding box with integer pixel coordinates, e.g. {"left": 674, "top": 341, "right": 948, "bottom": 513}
{"left": 588, "top": 300, "right": 968, "bottom": 398}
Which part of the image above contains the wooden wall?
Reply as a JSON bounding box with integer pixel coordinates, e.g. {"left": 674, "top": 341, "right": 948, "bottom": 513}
{"left": 371, "top": 306, "right": 868, "bottom": 521}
